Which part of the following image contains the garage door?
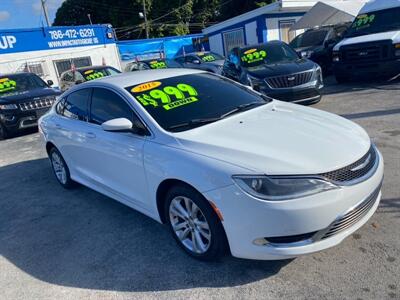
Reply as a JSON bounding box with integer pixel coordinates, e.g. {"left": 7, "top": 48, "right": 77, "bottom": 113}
{"left": 223, "top": 28, "right": 245, "bottom": 56}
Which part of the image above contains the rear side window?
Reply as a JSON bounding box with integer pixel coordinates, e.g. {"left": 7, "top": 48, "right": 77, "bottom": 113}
{"left": 62, "top": 89, "right": 90, "bottom": 121}
{"left": 90, "top": 88, "right": 134, "bottom": 125}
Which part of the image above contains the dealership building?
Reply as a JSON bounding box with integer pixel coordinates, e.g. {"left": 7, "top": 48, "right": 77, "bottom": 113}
{"left": 0, "top": 25, "right": 121, "bottom": 87}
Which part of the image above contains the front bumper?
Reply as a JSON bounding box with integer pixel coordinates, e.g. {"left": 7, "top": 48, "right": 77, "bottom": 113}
{"left": 256, "top": 81, "right": 323, "bottom": 105}
{"left": 204, "top": 150, "right": 384, "bottom": 260}
{"left": 0, "top": 108, "right": 50, "bottom": 133}
{"left": 333, "top": 58, "right": 400, "bottom": 79}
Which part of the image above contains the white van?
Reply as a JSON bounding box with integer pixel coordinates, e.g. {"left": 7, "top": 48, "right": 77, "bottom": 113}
{"left": 332, "top": 0, "right": 400, "bottom": 82}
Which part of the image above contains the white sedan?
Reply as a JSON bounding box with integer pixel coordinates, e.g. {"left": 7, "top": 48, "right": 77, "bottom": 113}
{"left": 39, "top": 69, "right": 384, "bottom": 261}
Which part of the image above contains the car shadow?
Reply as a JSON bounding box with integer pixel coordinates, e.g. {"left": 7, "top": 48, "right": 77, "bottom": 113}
{"left": 0, "top": 158, "right": 291, "bottom": 292}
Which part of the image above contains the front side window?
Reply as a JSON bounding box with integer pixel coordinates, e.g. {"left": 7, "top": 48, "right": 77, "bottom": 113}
{"left": 126, "top": 73, "right": 269, "bottom": 132}
{"left": 90, "top": 88, "right": 134, "bottom": 125}
{"left": 62, "top": 89, "right": 90, "bottom": 121}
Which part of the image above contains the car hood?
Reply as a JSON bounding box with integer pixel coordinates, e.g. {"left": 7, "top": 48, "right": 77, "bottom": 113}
{"left": 0, "top": 87, "right": 61, "bottom": 104}
{"left": 334, "top": 30, "right": 400, "bottom": 50}
{"left": 173, "top": 101, "right": 370, "bottom": 175}
{"left": 245, "top": 59, "right": 316, "bottom": 78}
{"left": 293, "top": 45, "right": 323, "bottom": 53}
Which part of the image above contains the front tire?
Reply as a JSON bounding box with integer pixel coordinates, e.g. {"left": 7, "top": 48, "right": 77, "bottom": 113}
{"left": 165, "top": 184, "right": 228, "bottom": 261}
{"left": 0, "top": 123, "right": 8, "bottom": 140}
{"left": 49, "top": 147, "right": 75, "bottom": 189}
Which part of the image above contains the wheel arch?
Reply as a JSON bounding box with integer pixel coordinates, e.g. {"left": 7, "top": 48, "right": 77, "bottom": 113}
{"left": 46, "top": 141, "right": 57, "bottom": 155}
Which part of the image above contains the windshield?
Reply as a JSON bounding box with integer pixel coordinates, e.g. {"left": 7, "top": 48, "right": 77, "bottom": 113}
{"left": 78, "top": 67, "right": 121, "bottom": 81}
{"left": 126, "top": 73, "right": 269, "bottom": 132}
{"left": 346, "top": 7, "right": 400, "bottom": 38}
{"left": 240, "top": 43, "right": 299, "bottom": 68}
{"left": 197, "top": 52, "right": 224, "bottom": 62}
{"left": 290, "top": 29, "right": 329, "bottom": 48}
{"left": 0, "top": 73, "right": 47, "bottom": 98}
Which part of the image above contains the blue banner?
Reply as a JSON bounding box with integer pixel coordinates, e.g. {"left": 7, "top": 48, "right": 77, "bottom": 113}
{"left": 0, "top": 25, "right": 116, "bottom": 54}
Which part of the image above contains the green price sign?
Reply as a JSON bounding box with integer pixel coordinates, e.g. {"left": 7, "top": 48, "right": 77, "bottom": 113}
{"left": 0, "top": 78, "right": 17, "bottom": 93}
{"left": 241, "top": 49, "right": 267, "bottom": 63}
{"left": 353, "top": 14, "right": 375, "bottom": 29}
{"left": 85, "top": 72, "right": 105, "bottom": 81}
{"left": 132, "top": 83, "right": 199, "bottom": 111}
{"left": 201, "top": 55, "right": 217, "bottom": 62}
{"left": 149, "top": 61, "right": 167, "bottom": 69}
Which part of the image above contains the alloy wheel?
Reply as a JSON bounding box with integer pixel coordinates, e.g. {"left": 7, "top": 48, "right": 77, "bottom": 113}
{"left": 169, "top": 196, "right": 212, "bottom": 254}
{"left": 51, "top": 151, "right": 67, "bottom": 185}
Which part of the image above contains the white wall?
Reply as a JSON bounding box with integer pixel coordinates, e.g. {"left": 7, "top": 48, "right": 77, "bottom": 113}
{"left": 0, "top": 44, "right": 121, "bottom": 87}
{"left": 245, "top": 21, "right": 258, "bottom": 45}
{"left": 265, "top": 16, "right": 304, "bottom": 41}
{"left": 208, "top": 33, "right": 224, "bottom": 56}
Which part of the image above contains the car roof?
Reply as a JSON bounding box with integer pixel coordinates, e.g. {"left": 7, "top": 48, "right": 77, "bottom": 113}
{"left": 239, "top": 40, "right": 284, "bottom": 51}
{"left": 82, "top": 68, "right": 205, "bottom": 88}
{"left": 0, "top": 72, "right": 36, "bottom": 77}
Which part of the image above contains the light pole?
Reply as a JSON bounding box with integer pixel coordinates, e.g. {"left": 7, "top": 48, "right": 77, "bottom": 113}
{"left": 41, "top": 0, "right": 50, "bottom": 27}
{"left": 142, "top": 0, "right": 149, "bottom": 39}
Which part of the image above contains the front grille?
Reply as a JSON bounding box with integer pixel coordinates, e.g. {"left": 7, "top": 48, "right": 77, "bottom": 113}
{"left": 341, "top": 40, "right": 392, "bottom": 63}
{"left": 320, "top": 184, "right": 381, "bottom": 240}
{"left": 271, "top": 89, "right": 319, "bottom": 102}
{"left": 19, "top": 97, "right": 56, "bottom": 111}
{"left": 266, "top": 71, "right": 313, "bottom": 88}
{"left": 319, "top": 145, "right": 377, "bottom": 184}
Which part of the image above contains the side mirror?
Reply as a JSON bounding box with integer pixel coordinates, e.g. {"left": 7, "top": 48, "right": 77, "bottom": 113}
{"left": 192, "top": 59, "right": 201, "bottom": 64}
{"left": 102, "top": 118, "right": 133, "bottom": 132}
{"left": 47, "top": 80, "right": 54, "bottom": 86}
{"left": 75, "top": 80, "right": 84, "bottom": 85}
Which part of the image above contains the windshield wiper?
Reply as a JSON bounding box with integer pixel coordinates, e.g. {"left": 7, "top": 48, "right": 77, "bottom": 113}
{"left": 220, "top": 102, "right": 266, "bottom": 119}
{"left": 168, "top": 117, "right": 222, "bottom": 131}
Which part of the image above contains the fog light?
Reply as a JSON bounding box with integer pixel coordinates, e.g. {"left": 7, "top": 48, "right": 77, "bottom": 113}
{"left": 253, "top": 238, "right": 269, "bottom": 246}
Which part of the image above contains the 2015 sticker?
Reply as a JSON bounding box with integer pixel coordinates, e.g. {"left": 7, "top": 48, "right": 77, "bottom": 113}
{"left": 133, "top": 83, "right": 199, "bottom": 110}
{"left": 84, "top": 70, "right": 94, "bottom": 75}
{"left": 131, "top": 81, "right": 162, "bottom": 93}
{"left": 0, "top": 78, "right": 17, "bottom": 92}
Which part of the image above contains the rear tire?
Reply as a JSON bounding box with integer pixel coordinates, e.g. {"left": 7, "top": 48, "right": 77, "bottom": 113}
{"left": 335, "top": 74, "right": 349, "bottom": 84}
{"left": 165, "top": 184, "right": 228, "bottom": 261}
{"left": 49, "top": 147, "right": 75, "bottom": 189}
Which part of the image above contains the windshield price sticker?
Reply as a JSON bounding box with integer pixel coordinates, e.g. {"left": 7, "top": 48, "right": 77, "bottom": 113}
{"left": 85, "top": 72, "right": 104, "bottom": 81}
{"left": 0, "top": 78, "right": 17, "bottom": 92}
{"left": 353, "top": 14, "right": 375, "bottom": 29}
{"left": 131, "top": 82, "right": 199, "bottom": 111}
{"left": 149, "top": 61, "right": 167, "bottom": 69}
{"left": 241, "top": 49, "right": 267, "bottom": 63}
{"left": 201, "top": 55, "right": 217, "bottom": 62}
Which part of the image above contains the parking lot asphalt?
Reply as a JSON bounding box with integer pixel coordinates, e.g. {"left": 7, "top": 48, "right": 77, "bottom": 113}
{"left": 0, "top": 77, "right": 399, "bottom": 300}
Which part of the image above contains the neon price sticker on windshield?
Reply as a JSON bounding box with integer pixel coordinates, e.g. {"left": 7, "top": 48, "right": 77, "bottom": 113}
{"left": 201, "top": 55, "right": 216, "bottom": 62}
{"left": 149, "top": 61, "right": 167, "bottom": 69}
{"left": 85, "top": 71, "right": 104, "bottom": 81}
{"left": 131, "top": 82, "right": 199, "bottom": 111}
{"left": 241, "top": 49, "right": 267, "bottom": 63}
{"left": 352, "top": 14, "right": 375, "bottom": 29}
{"left": 0, "top": 78, "right": 17, "bottom": 93}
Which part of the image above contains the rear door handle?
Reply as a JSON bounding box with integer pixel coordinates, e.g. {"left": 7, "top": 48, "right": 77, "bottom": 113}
{"left": 55, "top": 124, "right": 62, "bottom": 129}
{"left": 85, "top": 132, "right": 96, "bottom": 139}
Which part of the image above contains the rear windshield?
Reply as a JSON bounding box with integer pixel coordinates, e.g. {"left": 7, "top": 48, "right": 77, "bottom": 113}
{"left": 78, "top": 67, "right": 121, "bottom": 81}
{"left": 197, "top": 52, "right": 224, "bottom": 62}
{"left": 240, "top": 43, "right": 299, "bottom": 68}
{"left": 125, "top": 73, "right": 268, "bottom": 132}
{"left": 0, "top": 73, "right": 47, "bottom": 98}
{"left": 346, "top": 7, "right": 400, "bottom": 37}
{"left": 290, "top": 29, "right": 329, "bottom": 48}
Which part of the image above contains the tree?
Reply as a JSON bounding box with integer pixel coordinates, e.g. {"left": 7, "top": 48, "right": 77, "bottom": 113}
{"left": 53, "top": 0, "right": 276, "bottom": 39}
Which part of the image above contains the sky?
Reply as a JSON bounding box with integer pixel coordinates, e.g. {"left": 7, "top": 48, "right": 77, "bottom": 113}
{"left": 0, "top": 0, "right": 65, "bottom": 29}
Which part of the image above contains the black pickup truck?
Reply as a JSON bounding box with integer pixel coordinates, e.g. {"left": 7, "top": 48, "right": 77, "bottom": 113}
{"left": 0, "top": 72, "right": 61, "bottom": 139}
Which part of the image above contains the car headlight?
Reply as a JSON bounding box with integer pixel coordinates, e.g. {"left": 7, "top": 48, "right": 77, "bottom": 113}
{"left": 394, "top": 43, "right": 400, "bottom": 56}
{"left": 247, "top": 74, "right": 262, "bottom": 87}
{"left": 232, "top": 175, "right": 338, "bottom": 201}
{"left": 0, "top": 104, "right": 18, "bottom": 110}
{"left": 315, "top": 65, "right": 323, "bottom": 85}
{"left": 332, "top": 51, "right": 340, "bottom": 62}
{"left": 301, "top": 50, "right": 313, "bottom": 58}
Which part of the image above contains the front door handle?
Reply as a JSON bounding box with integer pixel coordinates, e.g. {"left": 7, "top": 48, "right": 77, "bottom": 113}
{"left": 55, "top": 123, "right": 62, "bottom": 129}
{"left": 85, "top": 132, "right": 96, "bottom": 139}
